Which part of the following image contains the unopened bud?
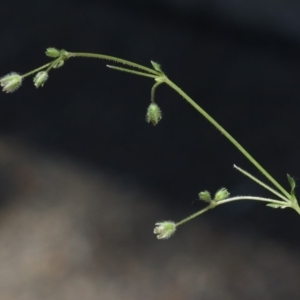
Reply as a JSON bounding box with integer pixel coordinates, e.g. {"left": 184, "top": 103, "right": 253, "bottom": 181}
{"left": 45, "top": 47, "right": 60, "bottom": 58}
{"left": 199, "top": 190, "right": 211, "bottom": 203}
{"left": 146, "top": 103, "right": 162, "bottom": 126}
{"left": 33, "top": 71, "right": 49, "bottom": 88}
{"left": 214, "top": 188, "right": 230, "bottom": 201}
{"left": 0, "top": 72, "right": 22, "bottom": 93}
{"left": 153, "top": 221, "right": 176, "bottom": 239}
{"left": 52, "top": 60, "right": 64, "bottom": 69}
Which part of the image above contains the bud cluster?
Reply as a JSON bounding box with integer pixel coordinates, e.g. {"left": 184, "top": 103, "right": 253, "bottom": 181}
{"left": 199, "top": 187, "right": 230, "bottom": 204}
{"left": 0, "top": 47, "right": 66, "bottom": 93}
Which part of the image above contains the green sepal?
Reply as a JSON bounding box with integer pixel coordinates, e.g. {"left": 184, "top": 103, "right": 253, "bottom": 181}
{"left": 151, "top": 61, "right": 162, "bottom": 72}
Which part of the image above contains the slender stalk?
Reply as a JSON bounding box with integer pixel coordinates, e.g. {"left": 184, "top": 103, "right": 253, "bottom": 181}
{"left": 68, "top": 52, "right": 160, "bottom": 76}
{"left": 217, "top": 196, "right": 288, "bottom": 206}
{"left": 106, "top": 65, "right": 157, "bottom": 79}
{"left": 22, "top": 61, "right": 54, "bottom": 78}
{"left": 233, "top": 165, "right": 290, "bottom": 202}
{"left": 21, "top": 50, "right": 293, "bottom": 207}
{"left": 151, "top": 81, "right": 163, "bottom": 103}
{"left": 176, "top": 204, "right": 215, "bottom": 226}
{"left": 176, "top": 196, "right": 290, "bottom": 227}
{"left": 163, "top": 77, "right": 291, "bottom": 200}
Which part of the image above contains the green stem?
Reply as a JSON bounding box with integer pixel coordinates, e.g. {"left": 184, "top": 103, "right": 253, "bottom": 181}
{"left": 176, "top": 196, "right": 290, "bottom": 227}
{"left": 217, "top": 196, "right": 288, "bottom": 206}
{"left": 41, "top": 50, "right": 291, "bottom": 202}
{"left": 151, "top": 81, "right": 163, "bottom": 103}
{"left": 106, "top": 65, "right": 157, "bottom": 79}
{"left": 176, "top": 204, "right": 215, "bottom": 226}
{"left": 163, "top": 77, "right": 291, "bottom": 200}
{"left": 233, "top": 165, "right": 290, "bottom": 202}
{"left": 68, "top": 52, "right": 160, "bottom": 76}
{"left": 22, "top": 61, "right": 54, "bottom": 78}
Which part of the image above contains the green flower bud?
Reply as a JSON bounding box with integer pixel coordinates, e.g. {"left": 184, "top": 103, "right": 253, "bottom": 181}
{"left": 146, "top": 103, "right": 162, "bottom": 126}
{"left": 154, "top": 221, "right": 176, "bottom": 239}
{"left": 199, "top": 190, "right": 211, "bottom": 203}
{"left": 45, "top": 47, "right": 60, "bottom": 58}
{"left": 0, "top": 72, "right": 23, "bottom": 93}
{"left": 214, "top": 188, "right": 230, "bottom": 201}
{"left": 52, "top": 60, "right": 64, "bottom": 69}
{"left": 59, "top": 49, "right": 69, "bottom": 59}
{"left": 33, "top": 71, "right": 49, "bottom": 88}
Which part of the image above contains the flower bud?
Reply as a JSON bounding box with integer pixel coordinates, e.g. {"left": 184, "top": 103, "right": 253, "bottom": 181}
{"left": 0, "top": 72, "right": 22, "bottom": 93}
{"left": 52, "top": 60, "right": 64, "bottom": 69}
{"left": 59, "top": 49, "right": 69, "bottom": 59}
{"left": 199, "top": 190, "right": 211, "bottom": 203}
{"left": 146, "top": 103, "right": 162, "bottom": 126}
{"left": 33, "top": 71, "right": 49, "bottom": 88}
{"left": 153, "top": 221, "right": 176, "bottom": 239}
{"left": 214, "top": 187, "right": 230, "bottom": 201}
{"left": 45, "top": 47, "right": 60, "bottom": 58}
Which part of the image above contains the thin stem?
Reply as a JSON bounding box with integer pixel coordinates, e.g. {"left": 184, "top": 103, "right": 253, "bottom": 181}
{"left": 176, "top": 196, "right": 290, "bottom": 227}
{"left": 217, "top": 196, "right": 288, "bottom": 206}
{"left": 68, "top": 52, "right": 160, "bottom": 76}
{"left": 176, "top": 204, "right": 215, "bottom": 227}
{"left": 48, "top": 51, "right": 291, "bottom": 201}
{"left": 22, "top": 61, "right": 54, "bottom": 78}
{"left": 106, "top": 65, "right": 157, "bottom": 79}
{"left": 163, "top": 77, "right": 291, "bottom": 200}
{"left": 233, "top": 164, "right": 290, "bottom": 202}
{"left": 151, "top": 81, "right": 163, "bottom": 103}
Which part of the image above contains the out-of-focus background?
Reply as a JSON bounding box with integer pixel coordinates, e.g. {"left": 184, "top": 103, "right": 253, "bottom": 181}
{"left": 1, "top": 0, "right": 300, "bottom": 299}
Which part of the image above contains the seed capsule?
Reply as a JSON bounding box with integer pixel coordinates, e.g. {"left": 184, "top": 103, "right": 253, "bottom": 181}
{"left": 146, "top": 103, "right": 162, "bottom": 126}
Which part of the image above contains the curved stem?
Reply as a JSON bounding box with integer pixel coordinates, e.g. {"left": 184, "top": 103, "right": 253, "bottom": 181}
{"left": 106, "top": 65, "right": 157, "bottom": 78}
{"left": 50, "top": 50, "right": 291, "bottom": 201}
{"left": 68, "top": 52, "right": 160, "bottom": 76}
{"left": 176, "top": 196, "right": 290, "bottom": 227}
{"left": 151, "top": 81, "right": 163, "bottom": 103}
{"left": 217, "top": 196, "right": 288, "bottom": 205}
{"left": 163, "top": 77, "right": 291, "bottom": 200}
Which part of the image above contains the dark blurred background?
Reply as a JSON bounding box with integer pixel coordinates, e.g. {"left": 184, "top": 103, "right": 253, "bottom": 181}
{"left": 1, "top": 0, "right": 300, "bottom": 299}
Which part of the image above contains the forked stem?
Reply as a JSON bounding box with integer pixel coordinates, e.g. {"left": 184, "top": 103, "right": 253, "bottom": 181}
{"left": 18, "top": 49, "right": 294, "bottom": 209}
{"left": 176, "top": 196, "right": 290, "bottom": 227}
{"left": 67, "top": 52, "right": 160, "bottom": 76}
{"left": 163, "top": 77, "right": 291, "bottom": 200}
{"left": 67, "top": 52, "right": 291, "bottom": 201}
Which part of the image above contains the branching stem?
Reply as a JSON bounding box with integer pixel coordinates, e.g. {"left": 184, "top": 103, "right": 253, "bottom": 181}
{"left": 176, "top": 196, "right": 290, "bottom": 227}
{"left": 11, "top": 48, "right": 299, "bottom": 229}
